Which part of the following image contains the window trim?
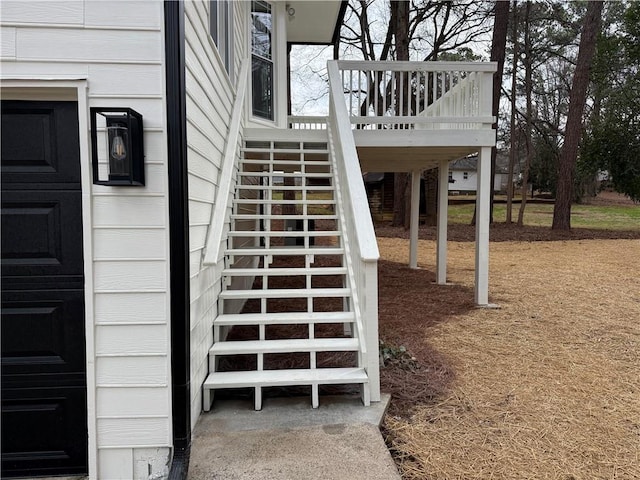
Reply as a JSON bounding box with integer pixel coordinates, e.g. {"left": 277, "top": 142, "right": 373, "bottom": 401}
{"left": 210, "top": 0, "right": 234, "bottom": 81}
{"left": 250, "top": 0, "right": 275, "bottom": 122}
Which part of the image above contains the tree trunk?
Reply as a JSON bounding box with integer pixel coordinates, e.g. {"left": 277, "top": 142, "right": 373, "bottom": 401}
{"left": 489, "top": 0, "right": 510, "bottom": 223}
{"left": 391, "top": 0, "right": 411, "bottom": 228}
{"left": 517, "top": 1, "right": 533, "bottom": 226}
{"left": 552, "top": 1, "right": 603, "bottom": 230}
{"left": 471, "top": 0, "right": 509, "bottom": 226}
{"left": 506, "top": 1, "right": 519, "bottom": 224}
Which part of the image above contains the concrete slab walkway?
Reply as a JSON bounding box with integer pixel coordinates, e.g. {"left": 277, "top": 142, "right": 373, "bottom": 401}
{"left": 188, "top": 394, "right": 400, "bottom": 480}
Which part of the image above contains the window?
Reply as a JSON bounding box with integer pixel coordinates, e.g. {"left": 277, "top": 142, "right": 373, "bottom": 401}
{"left": 463, "top": 172, "right": 469, "bottom": 180}
{"left": 210, "top": 0, "right": 234, "bottom": 79}
{"left": 251, "top": 1, "right": 273, "bottom": 120}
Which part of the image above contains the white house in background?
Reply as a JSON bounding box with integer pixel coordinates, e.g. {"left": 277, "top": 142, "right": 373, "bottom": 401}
{"left": 0, "top": 1, "right": 496, "bottom": 478}
{"left": 449, "top": 152, "right": 514, "bottom": 194}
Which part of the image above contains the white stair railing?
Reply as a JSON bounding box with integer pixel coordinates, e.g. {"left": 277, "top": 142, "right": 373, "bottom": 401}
{"left": 327, "top": 60, "right": 381, "bottom": 403}
{"left": 335, "top": 60, "right": 496, "bottom": 130}
{"left": 203, "top": 59, "right": 250, "bottom": 266}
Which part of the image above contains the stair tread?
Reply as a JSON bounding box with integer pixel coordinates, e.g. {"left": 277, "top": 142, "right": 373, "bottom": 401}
{"left": 214, "top": 311, "right": 355, "bottom": 325}
{"left": 233, "top": 199, "right": 336, "bottom": 205}
{"left": 226, "top": 247, "right": 343, "bottom": 255}
{"left": 227, "top": 230, "right": 341, "bottom": 237}
{"left": 210, "top": 338, "right": 359, "bottom": 355}
{"left": 223, "top": 266, "right": 347, "bottom": 276}
{"left": 219, "top": 287, "right": 351, "bottom": 299}
{"left": 231, "top": 214, "right": 337, "bottom": 219}
{"left": 204, "top": 367, "right": 368, "bottom": 389}
{"left": 236, "top": 185, "right": 335, "bottom": 190}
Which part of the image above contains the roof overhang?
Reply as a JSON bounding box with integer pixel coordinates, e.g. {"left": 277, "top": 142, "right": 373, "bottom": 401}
{"left": 284, "top": 0, "right": 347, "bottom": 45}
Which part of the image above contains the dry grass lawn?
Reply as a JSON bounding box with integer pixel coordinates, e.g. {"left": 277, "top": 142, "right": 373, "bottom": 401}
{"left": 378, "top": 235, "right": 640, "bottom": 479}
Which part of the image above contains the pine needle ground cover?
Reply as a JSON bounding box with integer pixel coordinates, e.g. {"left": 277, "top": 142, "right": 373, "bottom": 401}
{"left": 377, "top": 216, "right": 640, "bottom": 479}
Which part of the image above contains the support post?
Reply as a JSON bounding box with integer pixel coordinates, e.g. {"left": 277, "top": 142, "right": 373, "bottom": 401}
{"left": 475, "top": 147, "right": 492, "bottom": 305}
{"left": 436, "top": 160, "right": 449, "bottom": 284}
{"left": 409, "top": 170, "right": 421, "bottom": 268}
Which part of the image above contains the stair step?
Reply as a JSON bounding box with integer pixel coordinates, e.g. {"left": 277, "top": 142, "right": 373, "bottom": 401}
{"left": 227, "top": 230, "right": 341, "bottom": 238}
{"left": 214, "top": 311, "right": 355, "bottom": 326}
{"left": 203, "top": 367, "right": 368, "bottom": 389}
{"left": 210, "top": 338, "right": 359, "bottom": 356}
{"left": 225, "top": 247, "right": 343, "bottom": 256}
{"left": 233, "top": 199, "right": 336, "bottom": 205}
{"left": 238, "top": 172, "right": 333, "bottom": 178}
{"left": 219, "top": 287, "right": 351, "bottom": 300}
{"left": 236, "top": 185, "right": 335, "bottom": 191}
{"left": 240, "top": 159, "right": 329, "bottom": 166}
{"left": 223, "top": 266, "right": 347, "bottom": 276}
{"left": 231, "top": 214, "right": 337, "bottom": 220}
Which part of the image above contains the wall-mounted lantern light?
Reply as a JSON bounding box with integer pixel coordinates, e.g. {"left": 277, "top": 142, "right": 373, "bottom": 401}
{"left": 90, "top": 107, "right": 145, "bottom": 186}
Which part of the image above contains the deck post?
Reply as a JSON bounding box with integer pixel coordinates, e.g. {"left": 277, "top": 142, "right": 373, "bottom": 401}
{"left": 475, "top": 146, "right": 491, "bottom": 305}
{"left": 436, "top": 160, "right": 449, "bottom": 284}
{"left": 409, "top": 170, "right": 421, "bottom": 268}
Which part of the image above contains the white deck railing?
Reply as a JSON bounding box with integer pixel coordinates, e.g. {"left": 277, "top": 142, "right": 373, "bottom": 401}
{"left": 332, "top": 60, "right": 496, "bottom": 130}
{"left": 327, "top": 61, "right": 380, "bottom": 403}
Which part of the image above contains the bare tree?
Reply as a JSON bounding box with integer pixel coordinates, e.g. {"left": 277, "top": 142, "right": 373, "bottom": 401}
{"left": 552, "top": 1, "right": 603, "bottom": 230}
{"left": 472, "top": 0, "right": 510, "bottom": 226}
{"left": 506, "top": 0, "right": 519, "bottom": 224}
{"left": 517, "top": 1, "right": 533, "bottom": 226}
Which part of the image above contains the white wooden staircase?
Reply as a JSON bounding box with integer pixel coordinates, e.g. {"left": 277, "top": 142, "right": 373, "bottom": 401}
{"left": 203, "top": 132, "right": 371, "bottom": 411}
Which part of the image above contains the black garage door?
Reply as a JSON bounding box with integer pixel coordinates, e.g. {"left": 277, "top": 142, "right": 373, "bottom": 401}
{"left": 1, "top": 100, "right": 88, "bottom": 476}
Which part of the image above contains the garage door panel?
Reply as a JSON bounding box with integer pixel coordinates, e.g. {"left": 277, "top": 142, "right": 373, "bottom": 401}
{"left": 1, "top": 101, "right": 81, "bottom": 184}
{"left": 1, "top": 387, "right": 88, "bottom": 475}
{"left": 1, "top": 190, "right": 83, "bottom": 278}
{"left": 1, "top": 290, "right": 86, "bottom": 379}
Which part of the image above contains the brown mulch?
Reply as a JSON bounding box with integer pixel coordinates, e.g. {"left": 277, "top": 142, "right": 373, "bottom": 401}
{"left": 376, "top": 222, "right": 640, "bottom": 243}
{"left": 377, "top": 236, "right": 640, "bottom": 479}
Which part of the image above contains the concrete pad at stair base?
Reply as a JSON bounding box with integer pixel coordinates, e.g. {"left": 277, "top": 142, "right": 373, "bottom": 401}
{"left": 188, "top": 394, "right": 400, "bottom": 480}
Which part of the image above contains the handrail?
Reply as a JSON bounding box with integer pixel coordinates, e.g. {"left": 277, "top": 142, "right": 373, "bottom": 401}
{"left": 337, "top": 60, "right": 498, "bottom": 72}
{"left": 203, "top": 59, "right": 250, "bottom": 266}
{"left": 327, "top": 61, "right": 379, "bottom": 262}
{"left": 328, "top": 59, "right": 380, "bottom": 402}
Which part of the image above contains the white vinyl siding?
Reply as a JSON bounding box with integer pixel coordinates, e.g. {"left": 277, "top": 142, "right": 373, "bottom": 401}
{"left": 184, "top": 0, "right": 248, "bottom": 430}
{"left": 0, "top": 2, "right": 171, "bottom": 478}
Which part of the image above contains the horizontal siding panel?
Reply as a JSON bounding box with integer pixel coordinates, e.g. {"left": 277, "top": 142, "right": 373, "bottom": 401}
{"left": 16, "top": 28, "right": 162, "bottom": 62}
{"left": 95, "top": 292, "right": 167, "bottom": 324}
{"left": 92, "top": 196, "right": 166, "bottom": 227}
{"left": 96, "top": 324, "right": 168, "bottom": 356}
{"left": 87, "top": 97, "right": 164, "bottom": 129}
{"left": 189, "top": 199, "right": 213, "bottom": 225}
{"left": 186, "top": 121, "right": 223, "bottom": 168}
{"left": 98, "top": 417, "right": 170, "bottom": 446}
{"left": 97, "top": 387, "right": 169, "bottom": 417}
{"left": 93, "top": 229, "right": 166, "bottom": 259}
{"left": 1, "top": 27, "right": 16, "bottom": 58}
{"left": 188, "top": 173, "right": 215, "bottom": 203}
{"left": 1, "top": 1, "right": 84, "bottom": 25}
{"left": 185, "top": 93, "right": 227, "bottom": 148}
{"left": 94, "top": 261, "right": 166, "bottom": 291}
{"left": 187, "top": 146, "right": 220, "bottom": 182}
{"left": 88, "top": 64, "right": 164, "bottom": 96}
{"left": 85, "top": 1, "right": 162, "bottom": 29}
{"left": 96, "top": 356, "right": 167, "bottom": 386}
{"left": 91, "top": 165, "right": 167, "bottom": 197}
{"left": 189, "top": 225, "right": 209, "bottom": 252}
{"left": 0, "top": 60, "right": 88, "bottom": 77}
{"left": 190, "top": 250, "right": 202, "bottom": 276}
